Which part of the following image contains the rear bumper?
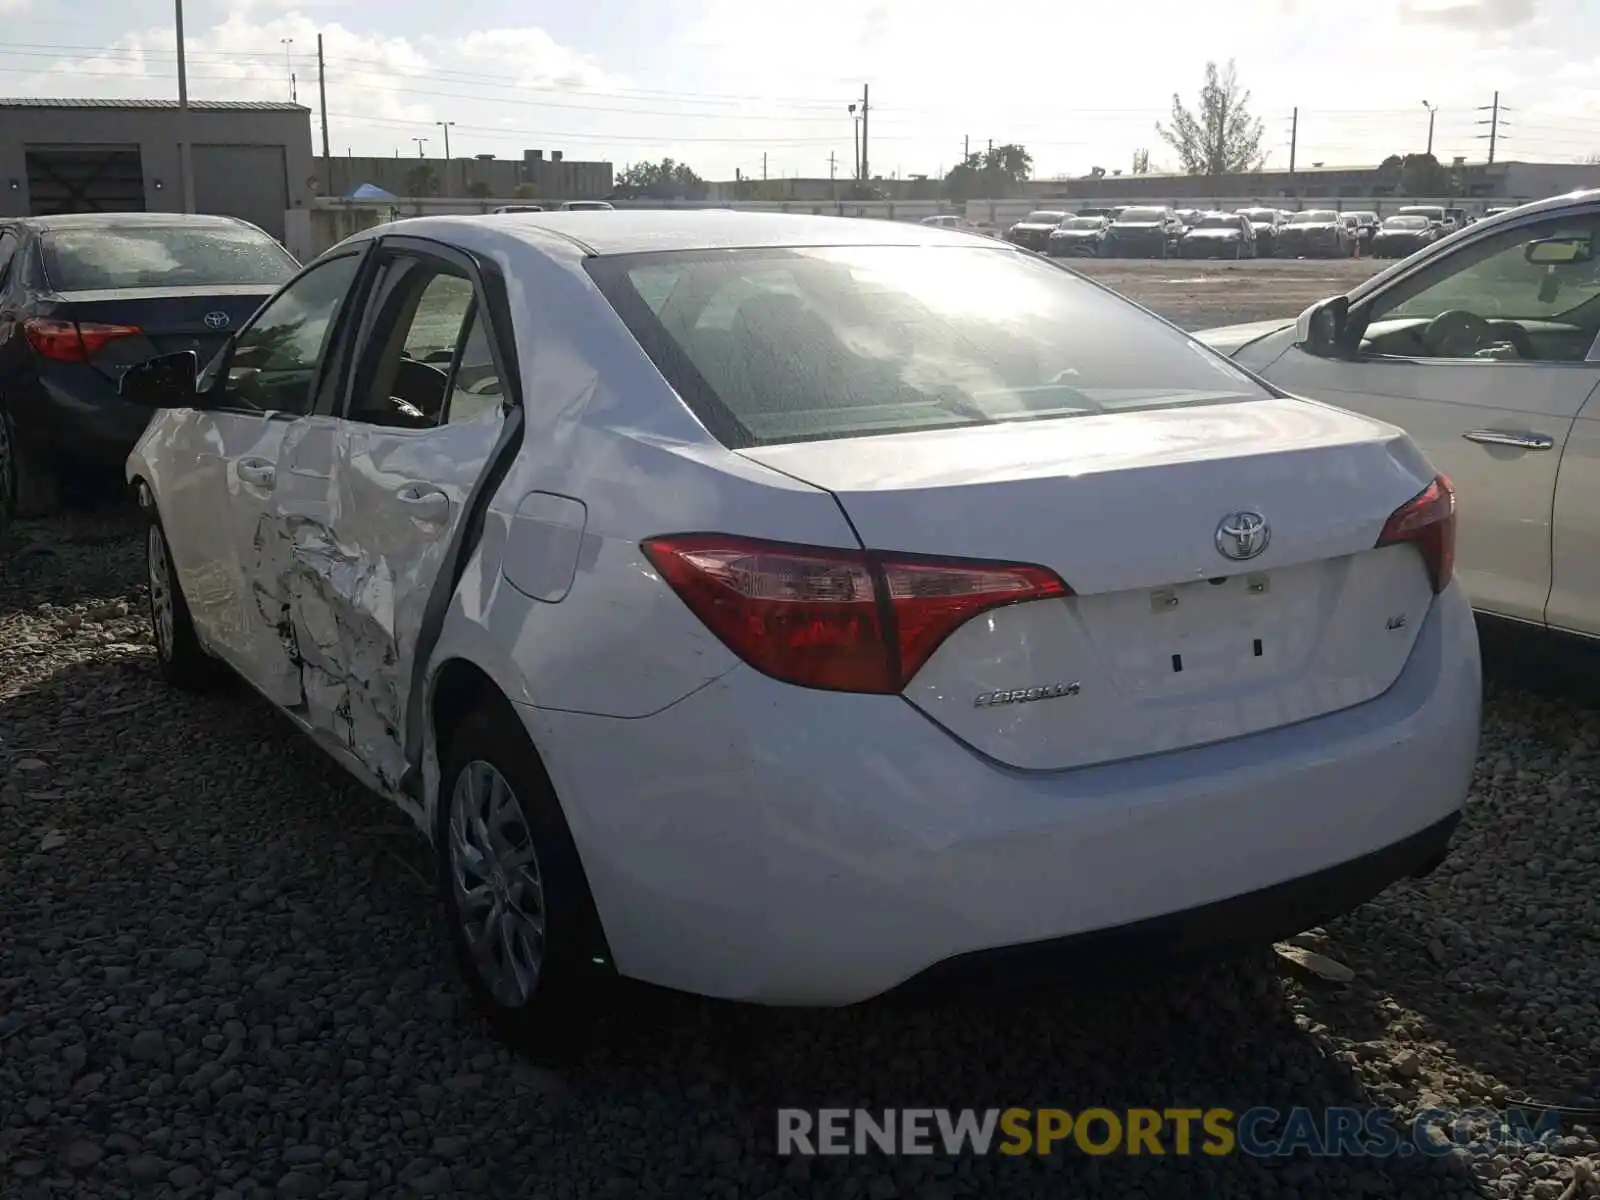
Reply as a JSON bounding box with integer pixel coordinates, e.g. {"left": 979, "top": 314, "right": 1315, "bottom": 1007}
{"left": 887, "top": 810, "right": 1458, "bottom": 998}
{"left": 3, "top": 364, "right": 155, "bottom": 466}
{"left": 524, "top": 582, "right": 1481, "bottom": 1006}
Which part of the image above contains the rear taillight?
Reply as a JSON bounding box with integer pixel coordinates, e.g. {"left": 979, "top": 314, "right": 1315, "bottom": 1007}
{"left": 23, "top": 318, "right": 142, "bottom": 362}
{"left": 641, "top": 534, "right": 1071, "bottom": 694}
{"left": 1376, "top": 473, "right": 1456, "bottom": 594}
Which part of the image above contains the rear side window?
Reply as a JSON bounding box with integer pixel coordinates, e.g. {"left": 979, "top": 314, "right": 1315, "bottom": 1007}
{"left": 42, "top": 224, "right": 299, "bottom": 291}
{"left": 588, "top": 245, "right": 1268, "bottom": 447}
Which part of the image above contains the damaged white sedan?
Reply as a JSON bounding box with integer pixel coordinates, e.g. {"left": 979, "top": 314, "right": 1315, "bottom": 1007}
{"left": 123, "top": 211, "right": 1482, "bottom": 1042}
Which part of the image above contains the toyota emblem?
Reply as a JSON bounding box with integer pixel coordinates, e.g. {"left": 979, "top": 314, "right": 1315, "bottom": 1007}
{"left": 203, "top": 310, "right": 230, "bottom": 331}
{"left": 1215, "top": 511, "right": 1271, "bottom": 561}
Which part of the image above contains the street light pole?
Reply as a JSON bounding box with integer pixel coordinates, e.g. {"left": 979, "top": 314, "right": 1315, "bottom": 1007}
{"left": 1422, "top": 101, "right": 1437, "bottom": 157}
{"left": 174, "top": 0, "right": 195, "bottom": 213}
{"left": 848, "top": 103, "right": 859, "bottom": 182}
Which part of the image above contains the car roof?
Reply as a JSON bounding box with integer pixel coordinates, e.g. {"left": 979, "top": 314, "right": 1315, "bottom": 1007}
{"left": 20, "top": 212, "right": 252, "bottom": 232}
{"left": 384, "top": 210, "right": 1014, "bottom": 256}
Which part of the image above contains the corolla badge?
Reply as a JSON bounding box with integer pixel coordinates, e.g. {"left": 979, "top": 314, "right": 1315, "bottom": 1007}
{"left": 203, "top": 311, "right": 231, "bottom": 330}
{"left": 1215, "top": 510, "right": 1271, "bottom": 561}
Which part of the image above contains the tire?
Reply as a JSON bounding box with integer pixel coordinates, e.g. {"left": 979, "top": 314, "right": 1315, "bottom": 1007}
{"left": 140, "top": 485, "right": 221, "bottom": 691}
{"left": 436, "top": 702, "right": 607, "bottom": 1054}
{"left": 0, "top": 406, "right": 61, "bottom": 530}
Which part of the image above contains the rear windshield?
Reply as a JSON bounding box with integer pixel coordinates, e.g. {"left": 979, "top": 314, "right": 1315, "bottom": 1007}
{"left": 1384, "top": 216, "right": 1429, "bottom": 229}
{"left": 1238, "top": 209, "right": 1274, "bottom": 221}
{"left": 42, "top": 224, "right": 299, "bottom": 291}
{"left": 1196, "top": 215, "right": 1237, "bottom": 229}
{"left": 1117, "top": 207, "right": 1166, "bottom": 222}
{"left": 1287, "top": 210, "right": 1338, "bottom": 224}
{"left": 1022, "top": 211, "right": 1065, "bottom": 223}
{"left": 587, "top": 245, "right": 1268, "bottom": 447}
{"left": 1060, "top": 217, "right": 1104, "bottom": 230}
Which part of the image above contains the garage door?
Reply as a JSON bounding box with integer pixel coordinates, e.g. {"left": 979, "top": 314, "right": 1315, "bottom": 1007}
{"left": 192, "top": 144, "right": 290, "bottom": 240}
{"left": 25, "top": 146, "right": 145, "bottom": 215}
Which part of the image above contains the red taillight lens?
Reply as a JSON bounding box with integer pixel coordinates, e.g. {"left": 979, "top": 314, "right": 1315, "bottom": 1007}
{"left": 641, "top": 534, "right": 1070, "bottom": 694}
{"left": 23, "top": 318, "right": 141, "bottom": 362}
{"left": 1376, "top": 473, "right": 1456, "bottom": 594}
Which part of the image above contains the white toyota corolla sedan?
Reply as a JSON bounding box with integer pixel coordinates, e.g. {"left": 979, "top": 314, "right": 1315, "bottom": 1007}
{"left": 121, "top": 211, "right": 1482, "bottom": 1041}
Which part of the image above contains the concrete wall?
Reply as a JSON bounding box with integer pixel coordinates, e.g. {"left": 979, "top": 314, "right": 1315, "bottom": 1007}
{"left": 0, "top": 104, "right": 315, "bottom": 235}
{"left": 318, "top": 154, "right": 613, "bottom": 201}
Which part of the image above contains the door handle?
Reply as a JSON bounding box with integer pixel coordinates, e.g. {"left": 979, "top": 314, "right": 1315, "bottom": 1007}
{"left": 1462, "top": 429, "right": 1554, "bottom": 451}
{"left": 237, "top": 457, "right": 276, "bottom": 488}
{"left": 395, "top": 483, "right": 450, "bottom": 525}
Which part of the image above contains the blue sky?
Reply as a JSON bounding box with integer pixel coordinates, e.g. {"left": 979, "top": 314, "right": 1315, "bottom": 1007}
{"left": 1, "top": 0, "right": 1598, "bottom": 180}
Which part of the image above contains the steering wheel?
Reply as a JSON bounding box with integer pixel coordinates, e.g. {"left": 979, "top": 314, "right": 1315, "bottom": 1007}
{"left": 1422, "top": 310, "right": 1498, "bottom": 358}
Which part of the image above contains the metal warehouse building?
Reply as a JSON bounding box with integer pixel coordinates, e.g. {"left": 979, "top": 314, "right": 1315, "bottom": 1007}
{"left": 0, "top": 98, "right": 315, "bottom": 239}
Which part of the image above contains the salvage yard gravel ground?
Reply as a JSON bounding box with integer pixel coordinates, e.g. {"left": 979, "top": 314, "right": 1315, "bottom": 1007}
{"left": 2, "top": 262, "right": 1598, "bottom": 1198}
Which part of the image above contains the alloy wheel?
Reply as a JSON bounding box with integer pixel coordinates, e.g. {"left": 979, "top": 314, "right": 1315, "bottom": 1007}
{"left": 447, "top": 760, "right": 547, "bottom": 1008}
{"left": 146, "top": 524, "right": 176, "bottom": 662}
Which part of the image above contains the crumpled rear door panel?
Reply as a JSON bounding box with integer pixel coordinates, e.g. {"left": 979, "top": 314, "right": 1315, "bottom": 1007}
{"left": 279, "top": 409, "right": 505, "bottom": 790}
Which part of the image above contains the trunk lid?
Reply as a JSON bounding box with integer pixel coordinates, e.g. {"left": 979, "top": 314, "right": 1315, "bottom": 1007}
{"left": 739, "top": 396, "right": 1441, "bottom": 771}
{"left": 46, "top": 286, "right": 276, "bottom": 379}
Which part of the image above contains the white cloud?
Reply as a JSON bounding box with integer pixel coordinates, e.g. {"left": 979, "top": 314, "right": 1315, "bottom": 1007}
{"left": 452, "top": 27, "right": 621, "bottom": 91}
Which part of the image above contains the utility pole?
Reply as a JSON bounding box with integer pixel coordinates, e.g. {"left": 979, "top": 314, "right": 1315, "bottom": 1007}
{"left": 762, "top": 151, "right": 767, "bottom": 181}
{"left": 829, "top": 151, "right": 836, "bottom": 200}
{"left": 1422, "top": 101, "right": 1437, "bottom": 157}
{"left": 317, "top": 35, "right": 331, "bottom": 196}
{"left": 1477, "top": 91, "right": 1509, "bottom": 164}
{"left": 436, "top": 120, "right": 455, "bottom": 194}
{"left": 963, "top": 134, "right": 969, "bottom": 161}
{"left": 174, "top": 0, "right": 195, "bottom": 213}
{"left": 411, "top": 136, "right": 427, "bottom": 158}
{"left": 859, "top": 84, "right": 869, "bottom": 184}
{"left": 1288, "top": 107, "right": 1298, "bottom": 175}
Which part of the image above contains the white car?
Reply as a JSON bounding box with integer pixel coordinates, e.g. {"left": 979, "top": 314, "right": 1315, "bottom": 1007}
{"left": 559, "top": 200, "right": 613, "bottom": 211}
{"left": 120, "top": 212, "right": 1481, "bottom": 1042}
{"left": 1197, "top": 187, "right": 1600, "bottom": 641}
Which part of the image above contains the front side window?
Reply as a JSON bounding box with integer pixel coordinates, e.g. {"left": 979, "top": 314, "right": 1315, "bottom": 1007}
{"left": 589, "top": 245, "right": 1269, "bottom": 447}
{"left": 1363, "top": 216, "right": 1600, "bottom": 362}
{"left": 222, "top": 254, "right": 362, "bottom": 414}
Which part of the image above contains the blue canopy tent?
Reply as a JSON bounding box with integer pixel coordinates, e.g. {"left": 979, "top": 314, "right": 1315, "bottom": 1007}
{"left": 346, "top": 182, "right": 399, "bottom": 201}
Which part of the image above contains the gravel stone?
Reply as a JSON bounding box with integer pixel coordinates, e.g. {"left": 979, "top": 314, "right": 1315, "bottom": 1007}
{"left": 3, "top": 394, "right": 1598, "bottom": 1199}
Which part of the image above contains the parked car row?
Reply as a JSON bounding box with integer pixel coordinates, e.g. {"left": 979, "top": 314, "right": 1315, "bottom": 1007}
{"left": 990, "top": 201, "right": 1494, "bottom": 260}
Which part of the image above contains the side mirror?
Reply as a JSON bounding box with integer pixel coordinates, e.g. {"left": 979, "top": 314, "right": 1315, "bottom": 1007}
{"left": 119, "top": 350, "right": 202, "bottom": 409}
{"left": 1525, "top": 237, "right": 1592, "bottom": 265}
{"left": 1294, "top": 295, "right": 1350, "bottom": 357}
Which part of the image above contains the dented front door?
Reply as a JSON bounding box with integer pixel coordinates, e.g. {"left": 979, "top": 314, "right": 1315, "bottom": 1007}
{"left": 271, "top": 246, "right": 509, "bottom": 790}
{"left": 198, "top": 250, "right": 368, "bottom": 697}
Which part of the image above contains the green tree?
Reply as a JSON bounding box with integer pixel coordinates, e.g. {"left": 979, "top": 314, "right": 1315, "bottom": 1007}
{"left": 1132, "top": 148, "right": 1151, "bottom": 175}
{"left": 1157, "top": 60, "right": 1265, "bottom": 175}
{"left": 615, "top": 158, "right": 708, "bottom": 200}
{"left": 513, "top": 182, "right": 538, "bottom": 199}
{"left": 404, "top": 162, "right": 439, "bottom": 198}
{"left": 466, "top": 179, "right": 492, "bottom": 199}
{"left": 942, "top": 144, "right": 1033, "bottom": 200}
{"left": 1379, "top": 152, "right": 1451, "bottom": 195}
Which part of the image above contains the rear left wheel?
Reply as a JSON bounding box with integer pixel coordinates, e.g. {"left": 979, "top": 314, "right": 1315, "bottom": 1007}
{"left": 436, "top": 703, "right": 607, "bottom": 1053}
